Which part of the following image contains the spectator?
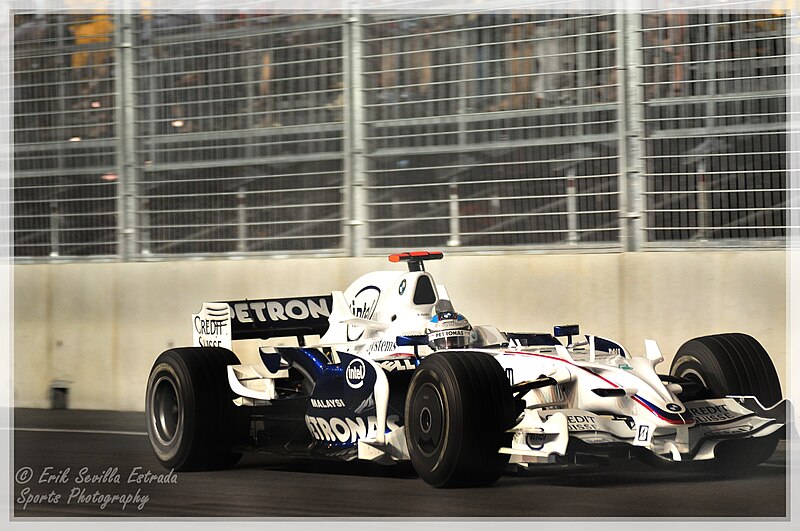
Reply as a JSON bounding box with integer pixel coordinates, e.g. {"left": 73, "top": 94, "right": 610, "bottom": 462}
{"left": 251, "top": 37, "right": 280, "bottom": 128}
{"left": 69, "top": 14, "right": 114, "bottom": 82}
{"left": 465, "top": 13, "right": 501, "bottom": 111}
{"left": 641, "top": 13, "right": 663, "bottom": 99}
{"left": 428, "top": 15, "right": 461, "bottom": 116}
{"left": 205, "top": 33, "right": 246, "bottom": 131}
{"left": 14, "top": 15, "right": 51, "bottom": 141}
{"left": 364, "top": 17, "right": 402, "bottom": 120}
{"left": 246, "top": 15, "right": 345, "bottom": 128}
{"left": 405, "top": 18, "right": 433, "bottom": 104}
{"left": 534, "top": 15, "right": 576, "bottom": 107}
{"left": 592, "top": 15, "right": 617, "bottom": 103}
{"left": 233, "top": 11, "right": 281, "bottom": 127}
{"left": 643, "top": 13, "right": 687, "bottom": 98}
{"left": 14, "top": 14, "right": 48, "bottom": 59}
{"left": 144, "top": 14, "right": 206, "bottom": 134}
{"left": 273, "top": 14, "right": 324, "bottom": 126}
{"left": 489, "top": 14, "right": 537, "bottom": 111}
{"left": 66, "top": 14, "right": 116, "bottom": 139}
{"left": 377, "top": 19, "right": 401, "bottom": 105}
{"left": 370, "top": 16, "right": 439, "bottom": 118}
{"left": 320, "top": 22, "right": 345, "bottom": 123}
{"left": 663, "top": 12, "right": 688, "bottom": 96}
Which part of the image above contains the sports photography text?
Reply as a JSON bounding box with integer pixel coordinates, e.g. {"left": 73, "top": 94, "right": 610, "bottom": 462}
{"left": 14, "top": 465, "right": 178, "bottom": 511}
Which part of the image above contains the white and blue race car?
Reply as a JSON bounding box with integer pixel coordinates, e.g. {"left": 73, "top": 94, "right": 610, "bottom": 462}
{"left": 146, "top": 251, "right": 788, "bottom": 487}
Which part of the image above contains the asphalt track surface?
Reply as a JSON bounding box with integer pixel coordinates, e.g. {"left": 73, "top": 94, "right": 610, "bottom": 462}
{"left": 10, "top": 408, "right": 792, "bottom": 519}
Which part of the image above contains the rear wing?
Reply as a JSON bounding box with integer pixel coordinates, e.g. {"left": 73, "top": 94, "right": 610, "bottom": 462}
{"left": 192, "top": 295, "right": 332, "bottom": 349}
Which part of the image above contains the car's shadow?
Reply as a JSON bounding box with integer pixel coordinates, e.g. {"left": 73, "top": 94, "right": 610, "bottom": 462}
{"left": 498, "top": 456, "right": 786, "bottom": 489}
{"left": 236, "top": 453, "right": 419, "bottom": 479}
{"left": 233, "top": 450, "right": 786, "bottom": 488}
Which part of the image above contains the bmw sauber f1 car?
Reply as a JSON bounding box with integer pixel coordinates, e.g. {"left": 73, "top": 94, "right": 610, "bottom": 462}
{"left": 146, "top": 251, "right": 788, "bottom": 487}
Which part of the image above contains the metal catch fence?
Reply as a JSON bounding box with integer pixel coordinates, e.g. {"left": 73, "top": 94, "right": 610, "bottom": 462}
{"left": 640, "top": 12, "right": 787, "bottom": 246}
{"left": 362, "top": 13, "right": 621, "bottom": 251}
{"left": 11, "top": 11, "right": 789, "bottom": 260}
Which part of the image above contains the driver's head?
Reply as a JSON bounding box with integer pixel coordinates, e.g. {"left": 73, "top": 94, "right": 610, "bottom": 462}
{"left": 426, "top": 307, "right": 473, "bottom": 350}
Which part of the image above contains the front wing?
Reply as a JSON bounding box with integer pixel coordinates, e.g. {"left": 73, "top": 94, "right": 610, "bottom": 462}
{"left": 502, "top": 396, "right": 788, "bottom": 464}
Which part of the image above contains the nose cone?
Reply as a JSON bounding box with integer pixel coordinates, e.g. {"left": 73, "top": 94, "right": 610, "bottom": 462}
{"left": 631, "top": 394, "right": 694, "bottom": 426}
{"left": 615, "top": 357, "right": 694, "bottom": 426}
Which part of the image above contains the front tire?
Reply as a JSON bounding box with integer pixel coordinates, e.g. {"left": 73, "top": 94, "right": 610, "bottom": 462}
{"left": 670, "top": 333, "right": 782, "bottom": 469}
{"left": 670, "top": 333, "right": 781, "bottom": 407}
{"left": 145, "top": 347, "right": 250, "bottom": 471}
{"left": 404, "top": 351, "right": 515, "bottom": 488}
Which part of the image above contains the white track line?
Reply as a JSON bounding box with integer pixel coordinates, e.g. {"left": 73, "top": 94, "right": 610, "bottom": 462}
{"left": 11, "top": 427, "right": 147, "bottom": 436}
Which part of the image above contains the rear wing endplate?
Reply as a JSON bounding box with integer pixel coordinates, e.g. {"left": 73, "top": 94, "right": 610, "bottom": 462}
{"left": 192, "top": 295, "right": 332, "bottom": 348}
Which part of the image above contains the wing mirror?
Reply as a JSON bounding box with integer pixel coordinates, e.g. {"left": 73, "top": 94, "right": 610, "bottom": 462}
{"left": 396, "top": 335, "right": 428, "bottom": 347}
{"left": 554, "top": 324, "right": 580, "bottom": 345}
{"left": 396, "top": 335, "right": 428, "bottom": 360}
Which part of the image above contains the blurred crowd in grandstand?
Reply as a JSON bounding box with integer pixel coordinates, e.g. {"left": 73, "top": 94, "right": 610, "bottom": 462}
{"left": 13, "top": 12, "right": 786, "bottom": 143}
{"left": 11, "top": 11, "right": 788, "bottom": 257}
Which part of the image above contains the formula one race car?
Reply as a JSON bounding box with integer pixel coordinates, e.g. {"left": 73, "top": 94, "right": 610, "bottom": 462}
{"left": 146, "top": 251, "right": 788, "bottom": 487}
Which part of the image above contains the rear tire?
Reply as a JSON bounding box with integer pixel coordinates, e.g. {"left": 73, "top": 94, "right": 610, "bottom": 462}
{"left": 404, "top": 351, "right": 515, "bottom": 488}
{"left": 145, "top": 347, "right": 250, "bottom": 471}
{"left": 670, "top": 333, "right": 781, "bottom": 470}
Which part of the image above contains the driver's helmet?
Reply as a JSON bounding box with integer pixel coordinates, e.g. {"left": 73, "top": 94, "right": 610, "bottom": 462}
{"left": 426, "top": 309, "right": 474, "bottom": 350}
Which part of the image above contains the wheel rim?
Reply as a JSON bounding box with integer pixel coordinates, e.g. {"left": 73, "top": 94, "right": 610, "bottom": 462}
{"left": 681, "top": 369, "right": 707, "bottom": 387}
{"left": 673, "top": 355, "right": 710, "bottom": 388}
{"left": 410, "top": 382, "right": 445, "bottom": 458}
{"left": 676, "top": 360, "right": 709, "bottom": 389}
{"left": 151, "top": 374, "right": 181, "bottom": 446}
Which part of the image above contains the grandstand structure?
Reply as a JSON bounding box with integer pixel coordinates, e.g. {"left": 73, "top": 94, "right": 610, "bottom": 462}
{"left": 12, "top": 12, "right": 788, "bottom": 260}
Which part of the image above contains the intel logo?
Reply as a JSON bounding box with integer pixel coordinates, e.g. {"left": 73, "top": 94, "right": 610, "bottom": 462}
{"left": 346, "top": 359, "right": 367, "bottom": 389}
{"left": 525, "top": 432, "right": 546, "bottom": 451}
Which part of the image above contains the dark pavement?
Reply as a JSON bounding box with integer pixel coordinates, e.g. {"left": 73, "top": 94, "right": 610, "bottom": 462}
{"left": 10, "top": 408, "right": 791, "bottom": 519}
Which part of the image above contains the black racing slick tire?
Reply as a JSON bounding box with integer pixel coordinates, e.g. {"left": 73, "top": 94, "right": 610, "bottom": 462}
{"left": 404, "top": 351, "right": 515, "bottom": 488}
{"left": 145, "top": 347, "right": 250, "bottom": 471}
{"left": 669, "top": 333, "right": 782, "bottom": 469}
{"left": 670, "top": 333, "right": 782, "bottom": 407}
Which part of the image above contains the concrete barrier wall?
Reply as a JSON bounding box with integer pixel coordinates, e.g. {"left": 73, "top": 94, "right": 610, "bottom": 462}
{"left": 13, "top": 250, "right": 787, "bottom": 411}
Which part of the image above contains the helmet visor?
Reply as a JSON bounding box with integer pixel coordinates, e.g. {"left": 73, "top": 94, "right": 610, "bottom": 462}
{"left": 428, "top": 329, "right": 471, "bottom": 350}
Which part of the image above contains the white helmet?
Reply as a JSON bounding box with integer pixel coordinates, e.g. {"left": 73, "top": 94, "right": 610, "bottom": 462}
{"left": 426, "top": 306, "right": 473, "bottom": 350}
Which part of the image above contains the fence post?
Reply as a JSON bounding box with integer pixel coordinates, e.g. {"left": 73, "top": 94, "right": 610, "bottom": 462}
{"left": 49, "top": 200, "right": 60, "bottom": 257}
{"left": 345, "top": 9, "right": 367, "bottom": 257}
{"left": 619, "top": 12, "right": 645, "bottom": 252}
{"left": 116, "top": 13, "right": 138, "bottom": 260}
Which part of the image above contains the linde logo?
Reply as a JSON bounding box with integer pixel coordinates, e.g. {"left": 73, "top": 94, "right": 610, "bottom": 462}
{"left": 350, "top": 294, "right": 379, "bottom": 319}
{"left": 347, "top": 286, "right": 380, "bottom": 341}
{"left": 231, "top": 298, "right": 330, "bottom": 324}
{"left": 346, "top": 359, "right": 367, "bottom": 389}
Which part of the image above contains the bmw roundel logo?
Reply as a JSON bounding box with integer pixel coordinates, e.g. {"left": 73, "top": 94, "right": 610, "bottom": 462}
{"left": 346, "top": 359, "right": 367, "bottom": 389}
{"left": 666, "top": 403, "right": 682, "bottom": 412}
{"left": 399, "top": 279, "right": 407, "bottom": 295}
